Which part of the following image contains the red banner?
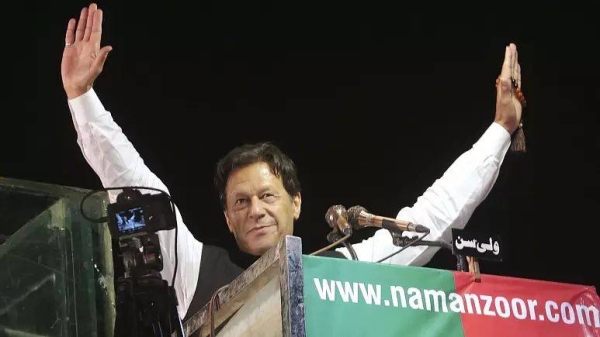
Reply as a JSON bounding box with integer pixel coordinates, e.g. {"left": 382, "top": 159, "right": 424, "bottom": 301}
{"left": 455, "top": 272, "right": 600, "bottom": 337}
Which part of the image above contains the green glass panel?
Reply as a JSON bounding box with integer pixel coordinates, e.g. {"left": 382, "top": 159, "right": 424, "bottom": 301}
{"left": 0, "top": 177, "right": 115, "bottom": 337}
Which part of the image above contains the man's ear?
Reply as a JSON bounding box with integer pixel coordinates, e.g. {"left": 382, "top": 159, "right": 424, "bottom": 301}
{"left": 224, "top": 210, "right": 234, "bottom": 234}
{"left": 293, "top": 192, "right": 302, "bottom": 220}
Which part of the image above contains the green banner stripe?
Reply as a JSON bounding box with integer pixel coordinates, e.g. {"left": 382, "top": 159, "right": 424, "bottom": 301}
{"left": 303, "top": 255, "right": 465, "bottom": 337}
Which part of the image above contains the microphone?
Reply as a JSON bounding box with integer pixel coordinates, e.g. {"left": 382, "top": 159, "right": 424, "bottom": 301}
{"left": 393, "top": 235, "right": 452, "bottom": 250}
{"left": 347, "top": 205, "right": 430, "bottom": 234}
{"left": 325, "top": 205, "right": 353, "bottom": 236}
{"left": 392, "top": 233, "right": 468, "bottom": 272}
{"left": 326, "top": 230, "right": 344, "bottom": 244}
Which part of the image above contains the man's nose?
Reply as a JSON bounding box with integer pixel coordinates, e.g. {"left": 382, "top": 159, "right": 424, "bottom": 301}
{"left": 248, "top": 196, "right": 266, "bottom": 219}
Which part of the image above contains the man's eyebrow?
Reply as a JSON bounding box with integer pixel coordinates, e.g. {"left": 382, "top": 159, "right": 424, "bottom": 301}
{"left": 231, "top": 185, "right": 275, "bottom": 197}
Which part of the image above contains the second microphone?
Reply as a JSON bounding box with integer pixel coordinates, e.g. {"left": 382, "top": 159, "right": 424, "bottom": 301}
{"left": 347, "top": 205, "right": 430, "bottom": 234}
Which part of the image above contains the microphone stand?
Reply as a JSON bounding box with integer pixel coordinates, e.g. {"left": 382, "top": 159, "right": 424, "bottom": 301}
{"left": 327, "top": 230, "right": 359, "bottom": 260}
{"left": 392, "top": 233, "right": 468, "bottom": 272}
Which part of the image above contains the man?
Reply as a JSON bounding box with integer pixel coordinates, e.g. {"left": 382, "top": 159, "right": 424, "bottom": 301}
{"left": 62, "top": 3, "right": 524, "bottom": 324}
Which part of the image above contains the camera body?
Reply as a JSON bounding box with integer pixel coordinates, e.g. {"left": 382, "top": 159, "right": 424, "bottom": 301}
{"left": 107, "top": 189, "right": 176, "bottom": 239}
{"left": 106, "top": 188, "right": 176, "bottom": 278}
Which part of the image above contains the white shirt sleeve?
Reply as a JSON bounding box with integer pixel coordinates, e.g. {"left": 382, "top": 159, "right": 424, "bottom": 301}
{"left": 68, "top": 89, "right": 202, "bottom": 319}
{"left": 336, "top": 122, "right": 512, "bottom": 266}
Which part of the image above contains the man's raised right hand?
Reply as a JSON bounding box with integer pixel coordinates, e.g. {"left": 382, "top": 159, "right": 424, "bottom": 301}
{"left": 61, "top": 3, "right": 112, "bottom": 100}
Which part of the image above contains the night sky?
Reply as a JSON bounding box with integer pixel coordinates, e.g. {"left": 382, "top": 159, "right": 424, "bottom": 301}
{"left": 3, "top": 1, "right": 599, "bottom": 290}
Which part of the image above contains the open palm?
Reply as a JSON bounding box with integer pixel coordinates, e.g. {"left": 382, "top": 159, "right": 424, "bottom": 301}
{"left": 61, "top": 3, "right": 112, "bottom": 99}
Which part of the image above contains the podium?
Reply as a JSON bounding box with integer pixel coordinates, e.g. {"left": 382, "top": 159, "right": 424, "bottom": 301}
{"left": 183, "top": 235, "right": 305, "bottom": 337}
{"left": 0, "top": 177, "right": 114, "bottom": 336}
{"left": 184, "top": 235, "right": 600, "bottom": 337}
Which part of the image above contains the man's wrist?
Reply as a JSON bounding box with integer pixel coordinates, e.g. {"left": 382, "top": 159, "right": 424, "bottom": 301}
{"left": 65, "top": 85, "right": 92, "bottom": 101}
{"left": 494, "top": 119, "right": 517, "bottom": 135}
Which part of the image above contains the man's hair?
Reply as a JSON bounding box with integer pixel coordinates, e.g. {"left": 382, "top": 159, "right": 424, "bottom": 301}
{"left": 214, "top": 142, "right": 301, "bottom": 210}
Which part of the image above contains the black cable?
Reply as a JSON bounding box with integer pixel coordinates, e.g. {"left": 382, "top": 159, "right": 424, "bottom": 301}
{"left": 376, "top": 230, "right": 430, "bottom": 263}
{"left": 326, "top": 230, "right": 358, "bottom": 260}
{"left": 342, "top": 241, "right": 359, "bottom": 260}
{"left": 171, "top": 219, "right": 178, "bottom": 288}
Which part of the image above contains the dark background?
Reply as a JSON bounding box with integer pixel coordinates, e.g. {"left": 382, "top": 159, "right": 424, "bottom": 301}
{"left": 3, "top": 1, "right": 599, "bottom": 290}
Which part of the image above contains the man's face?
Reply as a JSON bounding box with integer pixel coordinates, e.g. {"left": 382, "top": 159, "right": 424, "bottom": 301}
{"left": 224, "top": 162, "right": 301, "bottom": 256}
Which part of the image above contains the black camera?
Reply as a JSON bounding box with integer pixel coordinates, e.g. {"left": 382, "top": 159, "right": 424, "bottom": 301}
{"left": 104, "top": 188, "right": 183, "bottom": 337}
{"left": 107, "top": 188, "right": 176, "bottom": 278}
{"left": 80, "top": 186, "right": 183, "bottom": 336}
{"left": 107, "top": 188, "right": 176, "bottom": 240}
